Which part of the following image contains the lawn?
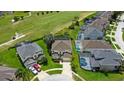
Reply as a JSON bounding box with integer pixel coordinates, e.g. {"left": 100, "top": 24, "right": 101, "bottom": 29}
{"left": 0, "top": 48, "right": 22, "bottom": 68}
{"left": 122, "top": 31, "right": 124, "bottom": 41}
{"left": 47, "top": 70, "right": 62, "bottom": 75}
{"left": 0, "top": 11, "right": 94, "bottom": 45}
{"left": 36, "top": 40, "right": 62, "bottom": 70}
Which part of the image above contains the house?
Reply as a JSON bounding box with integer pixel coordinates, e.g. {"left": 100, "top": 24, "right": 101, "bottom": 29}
{"left": 78, "top": 40, "right": 122, "bottom": 72}
{"left": 90, "top": 50, "right": 121, "bottom": 71}
{"left": 100, "top": 11, "right": 113, "bottom": 21}
{"left": 81, "top": 40, "right": 112, "bottom": 51}
{"left": 89, "top": 18, "right": 109, "bottom": 31}
{"left": 16, "top": 42, "right": 44, "bottom": 69}
{"left": 83, "top": 26, "right": 104, "bottom": 40}
{"left": 75, "top": 40, "right": 112, "bottom": 52}
{"left": 0, "top": 66, "right": 17, "bottom": 81}
{"left": 51, "top": 40, "right": 72, "bottom": 62}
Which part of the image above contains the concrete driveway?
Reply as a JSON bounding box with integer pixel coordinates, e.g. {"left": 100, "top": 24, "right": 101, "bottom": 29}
{"left": 61, "top": 62, "right": 73, "bottom": 79}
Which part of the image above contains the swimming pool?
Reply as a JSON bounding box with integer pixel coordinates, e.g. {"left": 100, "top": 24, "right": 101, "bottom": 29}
{"left": 79, "top": 57, "right": 92, "bottom": 70}
{"left": 80, "top": 57, "right": 87, "bottom": 66}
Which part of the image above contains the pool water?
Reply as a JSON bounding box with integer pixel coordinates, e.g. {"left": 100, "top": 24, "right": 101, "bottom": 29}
{"left": 80, "top": 58, "right": 87, "bottom": 66}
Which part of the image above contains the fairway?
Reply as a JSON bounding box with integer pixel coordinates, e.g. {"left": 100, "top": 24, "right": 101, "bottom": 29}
{"left": 0, "top": 11, "right": 95, "bottom": 68}
{"left": 0, "top": 11, "right": 94, "bottom": 46}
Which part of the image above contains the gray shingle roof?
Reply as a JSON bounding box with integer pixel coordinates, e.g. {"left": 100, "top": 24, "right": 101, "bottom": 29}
{"left": 16, "top": 42, "right": 43, "bottom": 68}
{"left": 0, "top": 66, "right": 17, "bottom": 81}
{"left": 92, "top": 50, "right": 122, "bottom": 60}
{"left": 17, "top": 42, "right": 43, "bottom": 62}
{"left": 82, "top": 40, "right": 112, "bottom": 49}
{"left": 83, "top": 26, "right": 104, "bottom": 40}
{"left": 51, "top": 40, "right": 72, "bottom": 53}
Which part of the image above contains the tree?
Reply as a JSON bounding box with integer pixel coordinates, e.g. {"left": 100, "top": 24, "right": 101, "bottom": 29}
{"left": 74, "top": 16, "right": 79, "bottom": 21}
{"left": 69, "top": 23, "right": 75, "bottom": 29}
{"left": 38, "top": 57, "right": 48, "bottom": 65}
{"left": 37, "top": 12, "right": 40, "bottom": 16}
{"left": 56, "top": 11, "right": 60, "bottom": 13}
{"left": 13, "top": 16, "right": 19, "bottom": 22}
{"left": 75, "top": 21, "right": 79, "bottom": 26}
{"left": 15, "top": 68, "right": 27, "bottom": 80}
{"left": 43, "top": 34, "right": 54, "bottom": 49}
{"left": 41, "top": 12, "right": 44, "bottom": 15}
{"left": 111, "top": 11, "right": 122, "bottom": 21}
{"left": 20, "top": 16, "right": 24, "bottom": 20}
{"left": 46, "top": 11, "right": 49, "bottom": 14}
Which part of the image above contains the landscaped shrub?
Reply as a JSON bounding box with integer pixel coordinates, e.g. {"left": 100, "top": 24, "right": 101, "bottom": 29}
{"left": 43, "top": 34, "right": 54, "bottom": 51}
{"left": 46, "top": 11, "right": 49, "bottom": 14}
{"left": 74, "top": 21, "right": 80, "bottom": 26}
{"left": 37, "top": 12, "right": 40, "bottom": 16}
{"left": 13, "top": 16, "right": 20, "bottom": 22}
{"left": 69, "top": 23, "right": 75, "bottom": 29}
{"left": 41, "top": 12, "right": 44, "bottom": 15}
{"left": 115, "top": 44, "right": 121, "bottom": 49}
{"left": 20, "top": 16, "right": 24, "bottom": 20}
{"left": 38, "top": 57, "right": 48, "bottom": 66}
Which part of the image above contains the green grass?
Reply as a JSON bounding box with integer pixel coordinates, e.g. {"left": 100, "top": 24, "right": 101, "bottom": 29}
{"left": 0, "top": 11, "right": 94, "bottom": 45}
{"left": 0, "top": 48, "right": 22, "bottom": 68}
{"left": 47, "top": 70, "right": 62, "bottom": 75}
{"left": 36, "top": 40, "right": 62, "bottom": 70}
{"left": 115, "top": 44, "right": 121, "bottom": 49}
{"left": 122, "top": 31, "right": 124, "bottom": 41}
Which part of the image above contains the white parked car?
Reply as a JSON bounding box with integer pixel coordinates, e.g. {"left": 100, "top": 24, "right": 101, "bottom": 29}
{"left": 29, "top": 66, "right": 38, "bottom": 74}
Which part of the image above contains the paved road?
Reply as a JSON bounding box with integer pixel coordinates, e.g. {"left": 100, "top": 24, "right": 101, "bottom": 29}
{"left": 115, "top": 14, "right": 124, "bottom": 51}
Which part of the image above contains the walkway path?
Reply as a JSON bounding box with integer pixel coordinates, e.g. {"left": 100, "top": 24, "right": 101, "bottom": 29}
{"left": 105, "top": 13, "right": 124, "bottom": 59}
{"left": 0, "top": 34, "right": 26, "bottom": 48}
{"left": 0, "top": 32, "right": 31, "bottom": 48}
{"left": 115, "top": 14, "right": 124, "bottom": 51}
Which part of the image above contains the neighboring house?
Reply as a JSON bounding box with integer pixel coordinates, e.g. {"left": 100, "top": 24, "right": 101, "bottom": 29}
{"left": 90, "top": 50, "right": 121, "bottom": 71}
{"left": 81, "top": 40, "right": 112, "bottom": 51}
{"left": 78, "top": 40, "right": 122, "bottom": 72}
{"left": 51, "top": 40, "right": 72, "bottom": 62}
{"left": 100, "top": 11, "right": 113, "bottom": 21}
{"left": 16, "top": 42, "right": 44, "bottom": 69}
{"left": 75, "top": 40, "right": 112, "bottom": 52}
{"left": 83, "top": 26, "right": 104, "bottom": 40}
{"left": 89, "top": 18, "right": 109, "bottom": 31}
{"left": 0, "top": 66, "right": 17, "bottom": 81}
